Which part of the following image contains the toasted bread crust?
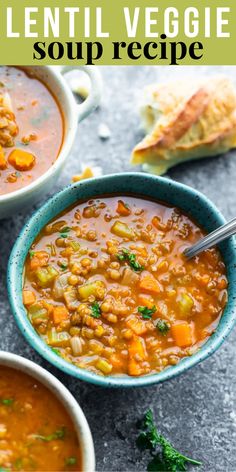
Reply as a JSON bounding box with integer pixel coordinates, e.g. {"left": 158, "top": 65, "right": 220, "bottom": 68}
{"left": 132, "top": 76, "right": 236, "bottom": 171}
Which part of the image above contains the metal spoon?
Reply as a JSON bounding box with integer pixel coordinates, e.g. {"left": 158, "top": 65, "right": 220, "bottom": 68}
{"left": 184, "top": 217, "right": 236, "bottom": 259}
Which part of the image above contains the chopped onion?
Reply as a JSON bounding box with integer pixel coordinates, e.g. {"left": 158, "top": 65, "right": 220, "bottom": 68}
{"left": 64, "top": 287, "right": 79, "bottom": 310}
{"left": 122, "top": 267, "right": 140, "bottom": 286}
{"left": 53, "top": 273, "right": 69, "bottom": 299}
{"left": 70, "top": 336, "right": 84, "bottom": 356}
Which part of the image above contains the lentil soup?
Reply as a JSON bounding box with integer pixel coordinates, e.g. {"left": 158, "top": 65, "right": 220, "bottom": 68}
{"left": 23, "top": 196, "right": 228, "bottom": 377}
{"left": 0, "top": 367, "right": 81, "bottom": 471}
{"left": 0, "top": 66, "right": 63, "bottom": 195}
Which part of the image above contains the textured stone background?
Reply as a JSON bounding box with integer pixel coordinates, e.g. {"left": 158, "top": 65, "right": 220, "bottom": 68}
{"left": 1, "top": 66, "right": 236, "bottom": 471}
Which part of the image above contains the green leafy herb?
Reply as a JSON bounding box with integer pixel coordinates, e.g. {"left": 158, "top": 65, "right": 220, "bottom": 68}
{"left": 91, "top": 302, "right": 101, "bottom": 318}
{"left": 1, "top": 398, "right": 14, "bottom": 406}
{"left": 117, "top": 249, "right": 144, "bottom": 272}
{"left": 29, "top": 250, "right": 35, "bottom": 259}
{"left": 59, "top": 227, "right": 71, "bottom": 238}
{"left": 14, "top": 458, "right": 23, "bottom": 471}
{"left": 65, "top": 457, "right": 77, "bottom": 466}
{"left": 138, "top": 306, "right": 157, "bottom": 320}
{"left": 51, "top": 347, "right": 61, "bottom": 356}
{"left": 137, "top": 410, "right": 202, "bottom": 472}
{"left": 156, "top": 319, "right": 170, "bottom": 335}
{"left": 33, "top": 427, "right": 66, "bottom": 442}
{"left": 59, "top": 262, "right": 68, "bottom": 271}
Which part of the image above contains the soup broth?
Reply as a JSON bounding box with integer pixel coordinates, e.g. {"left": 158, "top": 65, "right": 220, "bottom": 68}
{"left": 0, "top": 367, "right": 81, "bottom": 471}
{"left": 23, "top": 196, "right": 228, "bottom": 377}
{"left": 0, "top": 66, "right": 63, "bottom": 195}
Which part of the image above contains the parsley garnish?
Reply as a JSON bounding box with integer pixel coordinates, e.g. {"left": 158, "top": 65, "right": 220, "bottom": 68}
{"left": 59, "top": 262, "right": 68, "bottom": 271}
{"left": 156, "top": 319, "right": 170, "bottom": 335}
{"left": 65, "top": 457, "right": 77, "bottom": 466}
{"left": 59, "top": 227, "right": 71, "bottom": 238}
{"left": 33, "top": 427, "right": 65, "bottom": 442}
{"left": 137, "top": 410, "right": 202, "bottom": 471}
{"left": 1, "top": 398, "right": 14, "bottom": 406}
{"left": 117, "top": 249, "right": 144, "bottom": 272}
{"left": 91, "top": 302, "right": 101, "bottom": 318}
{"left": 14, "top": 458, "right": 22, "bottom": 470}
{"left": 29, "top": 250, "right": 35, "bottom": 259}
{"left": 138, "top": 306, "right": 157, "bottom": 320}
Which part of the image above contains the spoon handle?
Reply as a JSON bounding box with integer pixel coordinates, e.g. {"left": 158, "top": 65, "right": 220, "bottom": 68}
{"left": 184, "top": 217, "right": 236, "bottom": 259}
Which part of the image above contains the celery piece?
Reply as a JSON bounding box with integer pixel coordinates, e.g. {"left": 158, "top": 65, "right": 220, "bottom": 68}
{"left": 78, "top": 281, "right": 105, "bottom": 300}
{"left": 28, "top": 303, "right": 48, "bottom": 321}
{"left": 36, "top": 266, "right": 58, "bottom": 287}
{"left": 96, "top": 359, "right": 112, "bottom": 375}
{"left": 47, "top": 328, "right": 70, "bottom": 347}
{"left": 69, "top": 240, "right": 81, "bottom": 252}
{"left": 111, "top": 221, "right": 134, "bottom": 240}
{"left": 179, "top": 293, "right": 194, "bottom": 316}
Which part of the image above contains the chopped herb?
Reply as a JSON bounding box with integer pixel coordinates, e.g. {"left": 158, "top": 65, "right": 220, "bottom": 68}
{"left": 51, "top": 347, "right": 61, "bottom": 356}
{"left": 156, "top": 319, "right": 170, "bottom": 335}
{"left": 137, "top": 410, "right": 202, "bottom": 472}
{"left": 14, "top": 458, "right": 23, "bottom": 470}
{"left": 65, "top": 457, "right": 77, "bottom": 466}
{"left": 59, "top": 262, "right": 68, "bottom": 271}
{"left": 91, "top": 302, "right": 101, "bottom": 318}
{"left": 60, "top": 227, "right": 71, "bottom": 238}
{"left": 29, "top": 250, "right": 35, "bottom": 259}
{"left": 117, "top": 249, "right": 144, "bottom": 272}
{"left": 138, "top": 306, "right": 157, "bottom": 320}
{"left": 1, "top": 398, "right": 14, "bottom": 406}
{"left": 33, "top": 427, "right": 66, "bottom": 442}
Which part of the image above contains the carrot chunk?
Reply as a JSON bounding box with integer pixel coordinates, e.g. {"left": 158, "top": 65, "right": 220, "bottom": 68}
{"left": 126, "top": 317, "right": 148, "bottom": 335}
{"left": 138, "top": 294, "right": 154, "bottom": 309}
{"left": 172, "top": 322, "right": 192, "bottom": 347}
{"left": 139, "top": 273, "right": 160, "bottom": 294}
{"left": 128, "top": 336, "right": 147, "bottom": 376}
{"left": 52, "top": 306, "right": 69, "bottom": 325}
{"left": 129, "top": 336, "right": 147, "bottom": 360}
{"left": 116, "top": 200, "right": 131, "bottom": 216}
{"left": 30, "top": 251, "right": 49, "bottom": 271}
{"left": 0, "top": 146, "right": 7, "bottom": 170}
{"left": 128, "top": 358, "right": 143, "bottom": 376}
{"left": 23, "top": 290, "right": 36, "bottom": 306}
{"left": 8, "top": 148, "right": 36, "bottom": 171}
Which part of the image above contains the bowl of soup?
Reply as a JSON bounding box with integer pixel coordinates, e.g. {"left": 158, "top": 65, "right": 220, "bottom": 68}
{"left": 0, "top": 351, "right": 95, "bottom": 471}
{"left": 7, "top": 173, "right": 236, "bottom": 387}
{"left": 0, "top": 65, "right": 102, "bottom": 219}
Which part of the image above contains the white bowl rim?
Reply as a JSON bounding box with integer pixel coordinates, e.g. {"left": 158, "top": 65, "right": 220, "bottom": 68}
{"left": 0, "top": 350, "right": 95, "bottom": 472}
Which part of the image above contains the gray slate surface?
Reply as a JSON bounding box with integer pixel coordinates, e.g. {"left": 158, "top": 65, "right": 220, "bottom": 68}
{"left": 1, "top": 66, "right": 236, "bottom": 472}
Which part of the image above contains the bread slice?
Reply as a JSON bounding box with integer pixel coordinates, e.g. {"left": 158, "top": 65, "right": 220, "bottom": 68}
{"left": 132, "top": 76, "right": 236, "bottom": 174}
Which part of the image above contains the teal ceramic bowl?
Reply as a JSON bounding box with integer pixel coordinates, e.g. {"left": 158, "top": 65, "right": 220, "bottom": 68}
{"left": 7, "top": 173, "right": 236, "bottom": 388}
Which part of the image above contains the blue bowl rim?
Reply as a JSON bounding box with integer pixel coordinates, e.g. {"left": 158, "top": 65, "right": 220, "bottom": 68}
{"left": 7, "top": 172, "right": 236, "bottom": 388}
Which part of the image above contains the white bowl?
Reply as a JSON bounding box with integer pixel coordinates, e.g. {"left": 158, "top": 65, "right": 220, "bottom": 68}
{"left": 0, "top": 351, "right": 95, "bottom": 472}
{"left": 0, "top": 65, "right": 102, "bottom": 219}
